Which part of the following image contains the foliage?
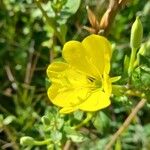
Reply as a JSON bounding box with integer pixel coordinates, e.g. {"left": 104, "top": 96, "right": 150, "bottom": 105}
{"left": 0, "top": 0, "right": 150, "bottom": 150}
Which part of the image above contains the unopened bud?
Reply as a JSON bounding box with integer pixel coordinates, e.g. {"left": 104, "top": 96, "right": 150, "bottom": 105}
{"left": 20, "top": 136, "right": 35, "bottom": 146}
{"left": 130, "top": 16, "right": 143, "bottom": 49}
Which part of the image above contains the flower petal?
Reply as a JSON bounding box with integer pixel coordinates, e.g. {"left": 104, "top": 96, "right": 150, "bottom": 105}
{"left": 103, "top": 73, "right": 112, "bottom": 96}
{"left": 47, "top": 61, "right": 90, "bottom": 87}
{"left": 47, "top": 84, "right": 89, "bottom": 108}
{"left": 62, "top": 41, "right": 100, "bottom": 78}
{"left": 62, "top": 35, "right": 112, "bottom": 78}
{"left": 47, "top": 62, "right": 68, "bottom": 80}
{"left": 59, "top": 107, "right": 77, "bottom": 114}
{"left": 79, "top": 89, "right": 110, "bottom": 111}
{"left": 47, "top": 63, "right": 91, "bottom": 108}
{"left": 82, "top": 34, "right": 112, "bottom": 74}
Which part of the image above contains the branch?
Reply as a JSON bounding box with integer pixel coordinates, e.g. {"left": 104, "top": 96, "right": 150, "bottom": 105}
{"left": 104, "top": 98, "right": 147, "bottom": 150}
{"left": 63, "top": 140, "right": 71, "bottom": 150}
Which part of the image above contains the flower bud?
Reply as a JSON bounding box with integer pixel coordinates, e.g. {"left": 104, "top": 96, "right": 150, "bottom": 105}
{"left": 130, "top": 16, "right": 143, "bottom": 49}
{"left": 20, "top": 136, "right": 35, "bottom": 146}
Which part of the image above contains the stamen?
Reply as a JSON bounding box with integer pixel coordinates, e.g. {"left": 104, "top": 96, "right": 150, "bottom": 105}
{"left": 87, "top": 76, "right": 95, "bottom": 82}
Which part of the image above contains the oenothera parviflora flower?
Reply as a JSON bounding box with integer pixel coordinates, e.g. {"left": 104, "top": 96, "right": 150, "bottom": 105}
{"left": 47, "top": 34, "right": 112, "bottom": 113}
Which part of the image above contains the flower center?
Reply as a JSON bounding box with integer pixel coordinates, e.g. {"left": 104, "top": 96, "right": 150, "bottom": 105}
{"left": 94, "top": 80, "right": 102, "bottom": 88}
{"left": 87, "top": 76, "right": 102, "bottom": 89}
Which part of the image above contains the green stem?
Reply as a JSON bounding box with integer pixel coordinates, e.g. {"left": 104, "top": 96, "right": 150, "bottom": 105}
{"left": 125, "top": 90, "right": 145, "bottom": 98}
{"left": 128, "top": 47, "right": 137, "bottom": 76}
{"left": 34, "top": 139, "right": 51, "bottom": 146}
{"left": 72, "top": 112, "right": 93, "bottom": 130}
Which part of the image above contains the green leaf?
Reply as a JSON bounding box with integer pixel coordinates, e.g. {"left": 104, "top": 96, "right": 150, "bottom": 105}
{"left": 67, "top": 133, "right": 85, "bottom": 143}
{"left": 64, "top": 0, "right": 81, "bottom": 14}
{"left": 51, "top": 130, "right": 62, "bottom": 143}
{"left": 93, "top": 111, "right": 110, "bottom": 134}
{"left": 41, "top": 116, "right": 51, "bottom": 126}
{"left": 73, "top": 110, "right": 84, "bottom": 121}
{"left": 131, "top": 67, "right": 141, "bottom": 88}
{"left": 139, "top": 54, "right": 150, "bottom": 67}
{"left": 20, "top": 136, "right": 35, "bottom": 146}
{"left": 56, "top": 118, "right": 64, "bottom": 130}
{"left": 112, "top": 85, "right": 126, "bottom": 96}
{"left": 144, "top": 124, "right": 150, "bottom": 136}
{"left": 57, "top": 0, "right": 81, "bottom": 24}
{"left": 3, "top": 115, "right": 16, "bottom": 125}
{"left": 141, "top": 69, "right": 150, "bottom": 87}
{"left": 64, "top": 126, "right": 86, "bottom": 143}
{"left": 132, "top": 66, "right": 150, "bottom": 90}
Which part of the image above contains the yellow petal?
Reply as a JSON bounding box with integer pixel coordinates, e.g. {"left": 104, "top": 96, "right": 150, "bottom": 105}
{"left": 79, "top": 89, "right": 111, "bottom": 111}
{"left": 62, "top": 41, "right": 98, "bottom": 78}
{"left": 48, "top": 84, "right": 89, "bottom": 108}
{"left": 47, "top": 61, "right": 90, "bottom": 86}
{"left": 46, "top": 62, "right": 68, "bottom": 80}
{"left": 62, "top": 35, "right": 112, "bottom": 78}
{"left": 103, "top": 73, "right": 112, "bottom": 96}
{"left": 59, "top": 107, "right": 77, "bottom": 114}
{"left": 82, "top": 34, "right": 112, "bottom": 74}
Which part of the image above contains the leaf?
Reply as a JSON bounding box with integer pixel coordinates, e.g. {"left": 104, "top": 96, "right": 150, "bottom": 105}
{"left": 111, "top": 76, "right": 121, "bottom": 83}
{"left": 139, "top": 54, "right": 150, "bottom": 67}
{"left": 3, "top": 115, "right": 16, "bottom": 125}
{"left": 144, "top": 124, "right": 150, "bottom": 136}
{"left": 41, "top": 116, "right": 51, "bottom": 126}
{"left": 67, "top": 133, "right": 86, "bottom": 143}
{"left": 64, "top": 126, "right": 86, "bottom": 143}
{"left": 93, "top": 111, "right": 110, "bottom": 134}
{"left": 64, "top": 0, "right": 81, "bottom": 14}
{"left": 112, "top": 85, "right": 126, "bottom": 96}
{"left": 56, "top": 118, "right": 64, "bottom": 130}
{"left": 73, "top": 110, "right": 84, "bottom": 121}
{"left": 132, "top": 66, "right": 150, "bottom": 89}
{"left": 57, "top": 0, "right": 81, "bottom": 24}
{"left": 131, "top": 67, "right": 142, "bottom": 88}
{"left": 51, "top": 130, "right": 62, "bottom": 142}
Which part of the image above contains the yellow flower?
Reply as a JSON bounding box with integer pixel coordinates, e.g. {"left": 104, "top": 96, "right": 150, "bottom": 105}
{"left": 47, "top": 34, "right": 112, "bottom": 113}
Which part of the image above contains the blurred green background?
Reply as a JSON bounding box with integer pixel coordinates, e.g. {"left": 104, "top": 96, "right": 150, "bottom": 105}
{"left": 0, "top": 0, "right": 150, "bottom": 149}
